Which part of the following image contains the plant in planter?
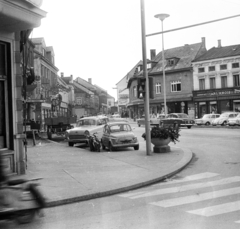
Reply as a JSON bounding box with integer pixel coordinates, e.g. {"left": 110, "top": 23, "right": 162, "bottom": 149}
{"left": 142, "top": 126, "right": 180, "bottom": 153}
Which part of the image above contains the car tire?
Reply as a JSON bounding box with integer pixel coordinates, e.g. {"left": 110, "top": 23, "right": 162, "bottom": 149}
{"left": 109, "top": 142, "right": 114, "bottom": 151}
{"left": 222, "top": 121, "right": 227, "bottom": 126}
{"left": 205, "top": 122, "right": 210, "bottom": 126}
{"left": 138, "top": 124, "right": 140, "bottom": 127}
{"left": 187, "top": 126, "right": 192, "bottom": 129}
{"left": 101, "top": 141, "right": 106, "bottom": 150}
{"left": 134, "top": 145, "right": 139, "bottom": 150}
{"left": 68, "top": 142, "right": 74, "bottom": 147}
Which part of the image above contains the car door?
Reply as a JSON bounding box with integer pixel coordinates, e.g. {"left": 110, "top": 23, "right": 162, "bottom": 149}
{"left": 102, "top": 125, "right": 109, "bottom": 146}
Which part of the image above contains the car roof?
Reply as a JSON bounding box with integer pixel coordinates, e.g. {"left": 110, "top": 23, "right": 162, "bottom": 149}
{"left": 79, "top": 116, "right": 99, "bottom": 120}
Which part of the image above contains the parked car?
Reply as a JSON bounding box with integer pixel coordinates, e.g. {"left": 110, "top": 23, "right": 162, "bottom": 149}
{"left": 212, "top": 112, "right": 239, "bottom": 126}
{"left": 65, "top": 116, "right": 107, "bottom": 147}
{"left": 195, "top": 114, "right": 220, "bottom": 126}
{"left": 101, "top": 122, "right": 139, "bottom": 151}
{"left": 227, "top": 113, "right": 240, "bottom": 126}
{"left": 165, "top": 113, "right": 195, "bottom": 129}
{"left": 136, "top": 114, "right": 166, "bottom": 127}
{"left": 108, "top": 114, "right": 128, "bottom": 123}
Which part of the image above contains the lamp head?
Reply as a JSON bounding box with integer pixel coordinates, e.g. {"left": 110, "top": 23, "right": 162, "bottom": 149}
{"left": 154, "top": 13, "right": 170, "bottom": 21}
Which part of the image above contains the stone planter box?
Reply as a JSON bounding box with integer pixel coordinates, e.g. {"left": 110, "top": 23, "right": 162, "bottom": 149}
{"left": 151, "top": 137, "right": 171, "bottom": 153}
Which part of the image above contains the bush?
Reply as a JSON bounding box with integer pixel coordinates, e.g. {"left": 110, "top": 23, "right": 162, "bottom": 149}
{"left": 142, "top": 126, "right": 180, "bottom": 144}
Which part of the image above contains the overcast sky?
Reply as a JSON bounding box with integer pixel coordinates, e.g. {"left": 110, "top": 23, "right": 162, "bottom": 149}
{"left": 32, "top": 0, "right": 240, "bottom": 100}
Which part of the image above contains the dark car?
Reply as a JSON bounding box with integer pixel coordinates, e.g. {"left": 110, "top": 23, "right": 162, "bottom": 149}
{"left": 165, "top": 113, "right": 195, "bottom": 129}
{"left": 101, "top": 122, "right": 139, "bottom": 151}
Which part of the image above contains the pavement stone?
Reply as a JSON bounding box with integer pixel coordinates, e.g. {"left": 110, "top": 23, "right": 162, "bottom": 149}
{"left": 13, "top": 135, "right": 193, "bottom": 208}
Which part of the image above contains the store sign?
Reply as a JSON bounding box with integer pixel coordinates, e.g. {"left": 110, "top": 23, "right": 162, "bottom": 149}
{"left": 119, "top": 94, "right": 129, "bottom": 99}
{"left": 195, "top": 89, "right": 240, "bottom": 97}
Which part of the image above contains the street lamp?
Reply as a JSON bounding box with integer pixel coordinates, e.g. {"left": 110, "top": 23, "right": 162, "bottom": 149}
{"left": 154, "top": 13, "right": 169, "bottom": 115}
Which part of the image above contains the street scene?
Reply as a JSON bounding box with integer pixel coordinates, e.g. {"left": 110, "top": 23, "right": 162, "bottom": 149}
{"left": 0, "top": 0, "right": 240, "bottom": 228}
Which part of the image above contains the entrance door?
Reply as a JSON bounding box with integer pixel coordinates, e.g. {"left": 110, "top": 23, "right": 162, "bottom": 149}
{"left": 0, "top": 81, "right": 6, "bottom": 148}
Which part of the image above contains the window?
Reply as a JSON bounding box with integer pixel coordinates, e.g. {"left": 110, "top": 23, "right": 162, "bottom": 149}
{"left": 220, "top": 64, "right": 227, "bottom": 70}
{"left": 198, "top": 67, "right": 205, "bottom": 73}
{"left": 171, "top": 81, "right": 181, "bottom": 92}
{"left": 147, "top": 63, "right": 151, "bottom": 69}
{"left": 232, "top": 62, "right": 239, "bottom": 68}
{"left": 168, "top": 59, "right": 175, "bottom": 66}
{"left": 155, "top": 83, "right": 161, "bottom": 94}
{"left": 209, "top": 66, "right": 215, "bottom": 71}
{"left": 133, "top": 86, "right": 137, "bottom": 97}
{"left": 42, "top": 48, "right": 45, "bottom": 57}
{"left": 221, "top": 76, "right": 227, "bottom": 88}
{"left": 199, "top": 79, "right": 205, "bottom": 90}
{"left": 233, "top": 74, "right": 240, "bottom": 86}
{"left": 209, "top": 77, "right": 216, "bottom": 89}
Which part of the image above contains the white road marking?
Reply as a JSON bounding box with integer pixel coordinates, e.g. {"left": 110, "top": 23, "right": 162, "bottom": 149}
{"left": 130, "top": 176, "right": 240, "bottom": 199}
{"left": 187, "top": 200, "right": 240, "bottom": 217}
{"left": 150, "top": 186, "right": 240, "bottom": 207}
{"left": 154, "top": 172, "right": 219, "bottom": 186}
{"left": 235, "top": 220, "right": 240, "bottom": 223}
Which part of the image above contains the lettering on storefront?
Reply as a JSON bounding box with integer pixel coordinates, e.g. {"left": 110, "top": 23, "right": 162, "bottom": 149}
{"left": 195, "top": 89, "right": 240, "bottom": 97}
{"left": 194, "top": 58, "right": 240, "bottom": 68}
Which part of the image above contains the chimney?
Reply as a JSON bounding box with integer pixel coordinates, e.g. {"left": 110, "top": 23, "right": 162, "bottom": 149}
{"left": 150, "top": 49, "right": 156, "bottom": 60}
{"left": 88, "top": 78, "right": 92, "bottom": 84}
{"left": 61, "top": 72, "right": 64, "bottom": 78}
{"left": 218, "top": 39, "right": 221, "bottom": 48}
{"left": 201, "top": 37, "right": 206, "bottom": 49}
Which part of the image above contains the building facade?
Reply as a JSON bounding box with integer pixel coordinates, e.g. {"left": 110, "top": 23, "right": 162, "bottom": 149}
{"left": 192, "top": 41, "right": 240, "bottom": 118}
{"left": 127, "top": 38, "right": 207, "bottom": 119}
{"left": 0, "top": 0, "right": 46, "bottom": 174}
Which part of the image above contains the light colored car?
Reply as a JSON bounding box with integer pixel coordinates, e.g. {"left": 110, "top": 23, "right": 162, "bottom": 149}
{"left": 108, "top": 114, "right": 128, "bottom": 123}
{"left": 165, "top": 113, "right": 195, "bottom": 129}
{"left": 195, "top": 114, "right": 220, "bottom": 126}
{"left": 137, "top": 114, "right": 166, "bottom": 127}
{"left": 101, "top": 122, "right": 139, "bottom": 151}
{"left": 212, "top": 112, "right": 239, "bottom": 126}
{"left": 227, "top": 113, "right": 240, "bottom": 126}
{"left": 65, "top": 116, "right": 107, "bottom": 147}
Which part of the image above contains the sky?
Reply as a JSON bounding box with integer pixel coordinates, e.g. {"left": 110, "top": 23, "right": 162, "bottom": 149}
{"left": 32, "top": 0, "right": 240, "bottom": 100}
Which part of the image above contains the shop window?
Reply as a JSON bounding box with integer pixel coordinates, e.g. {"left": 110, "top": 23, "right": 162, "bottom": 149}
{"left": 171, "top": 81, "right": 181, "bottom": 92}
{"left": 199, "top": 78, "right": 205, "bottom": 90}
{"left": 232, "top": 62, "right": 239, "bottom": 68}
{"left": 233, "top": 74, "right": 240, "bottom": 87}
{"left": 209, "top": 77, "right": 216, "bottom": 89}
{"left": 220, "top": 64, "right": 227, "bottom": 70}
{"left": 208, "top": 66, "right": 215, "bottom": 72}
{"left": 133, "top": 86, "right": 137, "bottom": 97}
{"left": 221, "top": 76, "right": 227, "bottom": 88}
{"left": 198, "top": 67, "right": 205, "bottom": 73}
{"left": 155, "top": 83, "right": 161, "bottom": 94}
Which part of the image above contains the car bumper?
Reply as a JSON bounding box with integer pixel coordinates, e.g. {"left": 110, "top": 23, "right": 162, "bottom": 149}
{"left": 111, "top": 142, "right": 139, "bottom": 148}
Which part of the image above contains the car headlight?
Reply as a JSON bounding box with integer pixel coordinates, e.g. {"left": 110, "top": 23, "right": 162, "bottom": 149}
{"left": 111, "top": 137, "right": 118, "bottom": 144}
{"left": 132, "top": 137, "right": 138, "bottom": 143}
{"left": 84, "top": 130, "right": 90, "bottom": 137}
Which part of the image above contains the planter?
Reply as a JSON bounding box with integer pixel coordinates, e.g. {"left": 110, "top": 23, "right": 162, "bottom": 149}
{"left": 151, "top": 137, "right": 171, "bottom": 153}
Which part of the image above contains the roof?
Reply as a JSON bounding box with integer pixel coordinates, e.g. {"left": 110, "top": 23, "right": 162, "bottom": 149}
{"left": 73, "top": 81, "right": 94, "bottom": 95}
{"left": 75, "top": 77, "right": 96, "bottom": 91}
{"left": 150, "top": 42, "right": 205, "bottom": 73}
{"left": 193, "top": 44, "right": 240, "bottom": 62}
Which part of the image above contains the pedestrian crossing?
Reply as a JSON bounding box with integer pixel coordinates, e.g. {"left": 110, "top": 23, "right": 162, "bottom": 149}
{"left": 117, "top": 172, "right": 240, "bottom": 223}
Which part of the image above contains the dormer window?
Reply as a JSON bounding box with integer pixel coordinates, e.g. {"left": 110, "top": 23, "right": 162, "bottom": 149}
{"left": 138, "top": 65, "right": 143, "bottom": 72}
{"left": 147, "top": 63, "right": 151, "bottom": 69}
{"left": 168, "top": 59, "right": 175, "bottom": 66}
{"left": 42, "top": 48, "right": 45, "bottom": 57}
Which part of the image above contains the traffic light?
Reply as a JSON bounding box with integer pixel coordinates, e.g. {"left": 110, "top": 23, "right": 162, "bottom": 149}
{"left": 137, "top": 77, "right": 154, "bottom": 99}
{"left": 137, "top": 78, "right": 146, "bottom": 99}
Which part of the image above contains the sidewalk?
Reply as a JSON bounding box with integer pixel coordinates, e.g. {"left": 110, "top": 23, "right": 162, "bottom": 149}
{"left": 15, "top": 139, "right": 192, "bottom": 208}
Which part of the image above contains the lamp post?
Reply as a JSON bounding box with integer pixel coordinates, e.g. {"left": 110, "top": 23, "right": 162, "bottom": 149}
{"left": 154, "top": 13, "right": 169, "bottom": 115}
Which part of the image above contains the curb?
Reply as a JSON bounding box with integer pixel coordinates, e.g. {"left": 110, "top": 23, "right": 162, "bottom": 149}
{"left": 45, "top": 147, "right": 193, "bottom": 208}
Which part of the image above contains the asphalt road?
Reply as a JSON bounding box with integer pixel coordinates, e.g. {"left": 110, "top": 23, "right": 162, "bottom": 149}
{"left": 2, "top": 126, "right": 240, "bottom": 229}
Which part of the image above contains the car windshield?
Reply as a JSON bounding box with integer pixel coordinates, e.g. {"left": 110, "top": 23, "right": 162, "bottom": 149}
{"left": 77, "top": 119, "right": 96, "bottom": 127}
{"left": 202, "top": 114, "right": 211, "bottom": 118}
{"left": 220, "top": 113, "right": 229, "bottom": 118}
{"left": 110, "top": 124, "right": 132, "bottom": 133}
{"left": 176, "top": 114, "right": 188, "bottom": 118}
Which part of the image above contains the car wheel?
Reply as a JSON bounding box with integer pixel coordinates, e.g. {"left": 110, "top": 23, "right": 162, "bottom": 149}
{"left": 68, "top": 142, "right": 74, "bottom": 147}
{"left": 134, "top": 145, "right": 139, "bottom": 150}
{"left": 221, "top": 121, "right": 227, "bottom": 126}
{"left": 109, "top": 142, "right": 114, "bottom": 151}
{"left": 138, "top": 123, "right": 140, "bottom": 127}
{"left": 187, "top": 126, "right": 192, "bottom": 129}
{"left": 101, "top": 141, "right": 106, "bottom": 150}
{"left": 205, "top": 122, "right": 210, "bottom": 126}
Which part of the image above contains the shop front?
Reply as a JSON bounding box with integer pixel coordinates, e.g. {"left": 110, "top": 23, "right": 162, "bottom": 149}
{"left": 193, "top": 88, "right": 240, "bottom": 118}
